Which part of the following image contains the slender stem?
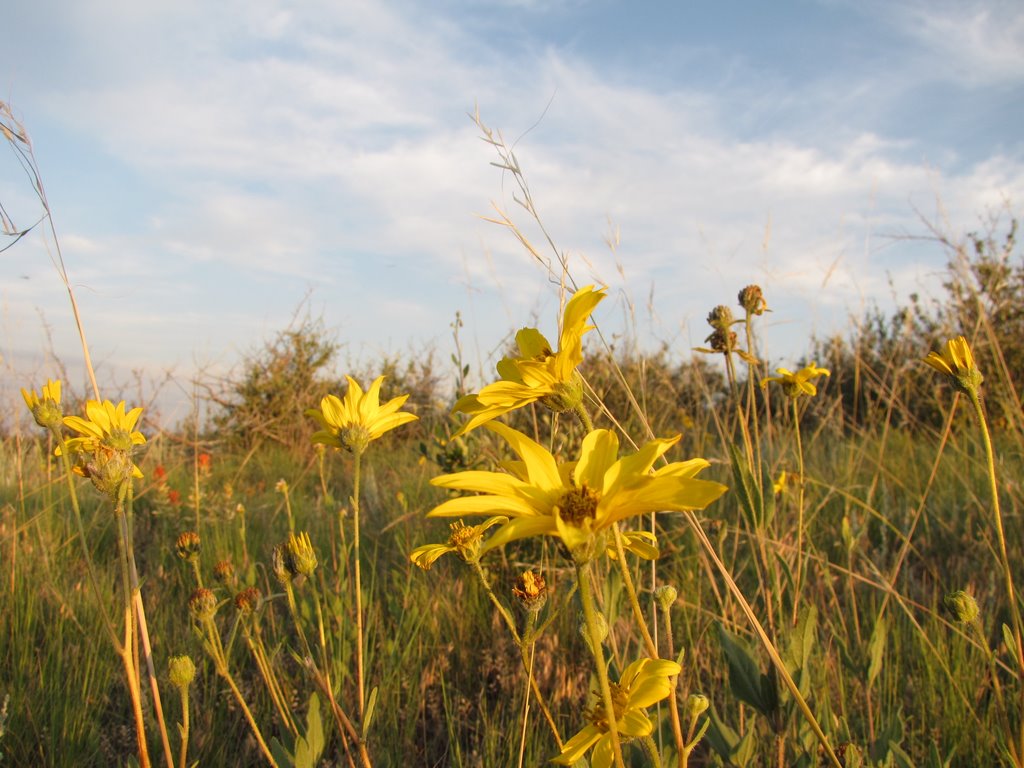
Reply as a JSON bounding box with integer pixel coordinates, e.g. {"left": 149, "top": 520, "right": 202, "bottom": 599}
{"left": 352, "top": 448, "right": 366, "bottom": 719}
{"left": 684, "top": 510, "right": 843, "bottom": 768}
{"left": 660, "top": 595, "right": 687, "bottom": 768}
{"left": 970, "top": 391, "right": 1024, "bottom": 762}
{"left": 640, "top": 734, "right": 663, "bottom": 767}
{"left": 123, "top": 484, "right": 175, "bottom": 768}
{"left": 970, "top": 392, "right": 1024, "bottom": 668}
{"left": 114, "top": 489, "right": 151, "bottom": 768}
{"left": 517, "top": 641, "right": 534, "bottom": 768}
{"left": 52, "top": 431, "right": 120, "bottom": 650}
{"left": 576, "top": 562, "right": 625, "bottom": 768}
{"left": 202, "top": 617, "right": 279, "bottom": 767}
{"left": 609, "top": 526, "right": 686, "bottom": 759}
{"left": 791, "top": 397, "right": 806, "bottom": 627}
{"left": 177, "top": 688, "right": 190, "bottom": 768}
{"left": 574, "top": 403, "right": 594, "bottom": 433}
{"left": 471, "top": 559, "right": 520, "bottom": 642}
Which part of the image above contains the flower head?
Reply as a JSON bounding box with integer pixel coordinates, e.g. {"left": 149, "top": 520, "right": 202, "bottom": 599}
{"left": 175, "top": 531, "right": 201, "bottom": 562}
{"left": 761, "top": 363, "right": 830, "bottom": 398}
{"left": 738, "top": 285, "right": 768, "bottom": 316}
{"left": 21, "top": 379, "right": 63, "bottom": 429}
{"left": 307, "top": 375, "right": 418, "bottom": 454}
{"left": 409, "top": 516, "right": 508, "bottom": 570}
{"left": 512, "top": 570, "right": 548, "bottom": 612}
{"left": 286, "top": 531, "right": 318, "bottom": 578}
{"left": 428, "top": 422, "right": 727, "bottom": 563}
{"left": 553, "top": 658, "right": 682, "bottom": 767}
{"left": 923, "top": 336, "right": 983, "bottom": 395}
{"left": 234, "top": 586, "right": 262, "bottom": 614}
{"left": 451, "top": 286, "right": 606, "bottom": 436}
{"left": 59, "top": 400, "right": 147, "bottom": 494}
{"left": 188, "top": 587, "right": 218, "bottom": 622}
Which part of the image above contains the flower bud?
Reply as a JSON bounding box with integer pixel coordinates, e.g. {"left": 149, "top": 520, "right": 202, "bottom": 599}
{"left": 944, "top": 590, "right": 979, "bottom": 624}
{"left": 706, "top": 305, "right": 735, "bottom": 331}
{"left": 738, "top": 285, "right": 768, "bottom": 316}
{"left": 286, "top": 532, "right": 318, "bottom": 578}
{"left": 188, "top": 587, "right": 218, "bottom": 622}
{"left": 655, "top": 584, "right": 678, "bottom": 614}
{"left": 234, "top": 586, "right": 262, "bottom": 615}
{"left": 213, "top": 559, "right": 235, "bottom": 585}
{"left": 512, "top": 570, "right": 548, "bottom": 613}
{"left": 168, "top": 654, "right": 196, "bottom": 690}
{"left": 175, "top": 531, "right": 201, "bottom": 562}
{"left": 686, "top": 693, "right": 709, "bottom": 719}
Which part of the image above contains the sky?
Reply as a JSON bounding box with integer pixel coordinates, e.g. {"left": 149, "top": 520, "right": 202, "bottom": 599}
{"left": 2, "top": 0, "right": 1023, "bottom": 424}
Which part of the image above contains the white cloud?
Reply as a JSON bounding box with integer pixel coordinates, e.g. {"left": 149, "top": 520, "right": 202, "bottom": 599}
{"left": 3, "top": 0, "right": 1023, "bottom": 414}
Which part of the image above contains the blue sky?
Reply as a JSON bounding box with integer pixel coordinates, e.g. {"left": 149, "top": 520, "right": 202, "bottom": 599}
{"left": 2, "top": 0, "right": 1022, "bottom": 422}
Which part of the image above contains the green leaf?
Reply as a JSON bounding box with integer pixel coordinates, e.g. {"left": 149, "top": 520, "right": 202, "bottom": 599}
{"left": 718, "top": 623, "right": 773, "bottom": 716}
{"left": 1003, "top": 623, "right": 1018, "bottom": 668}
{"left": 305, "top": 692, "right": 324, "bottom": 762}
{"left": 867, "top": 617, "right": 887, "bottom": 687}
{"left": 270, "top": 737, "right": 294, "bottom": 768}
{"left": 362, "top": 686, "right": 378, "bottom": 740}
{"left": 727, "top": 442, "right": 763, "bottom": 531}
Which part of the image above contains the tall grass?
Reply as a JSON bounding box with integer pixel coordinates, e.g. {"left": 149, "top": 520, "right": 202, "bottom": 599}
{"left": 2, "top": 101, "right": 1023, "bottom": 766}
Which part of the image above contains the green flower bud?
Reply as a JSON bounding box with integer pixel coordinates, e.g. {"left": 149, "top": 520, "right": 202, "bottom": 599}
{"left": 944, "top": 590, "right": 979, "bottom": 624}
{"left": 655, "top": 584, "right": 678, "bottom": 614}
{"left": 168, "top": 654, "right": 196, "bottom": 690}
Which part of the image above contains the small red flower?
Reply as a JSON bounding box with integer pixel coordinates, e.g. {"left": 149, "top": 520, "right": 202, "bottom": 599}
{"left": 154, "top": 465, "right": 168, "bottom": 483}
{"left": 198, "top": 453, "right": 212, "bottom": 473}
{"left": 168, "top": 489, "right": 182, "bottom": 506}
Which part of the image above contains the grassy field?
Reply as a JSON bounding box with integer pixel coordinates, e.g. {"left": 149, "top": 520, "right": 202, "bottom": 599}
{"left": 3, "top": 104, "right": 1024, "bottom": 767}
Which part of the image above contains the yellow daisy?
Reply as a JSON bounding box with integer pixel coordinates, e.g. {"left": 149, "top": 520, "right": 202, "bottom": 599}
{"left": 307, "top": 375, "right": 418, "bottom": 454}
{"left": 552, "top": 657, "right": 682, "bottom": 767}
{"left": 452, "top": 285, "right": 606, "bottom": 435}
{"left": 61, "top": 399, "right": 147, "bottom": 479}
{"left": 409, "top": 516, "right": 508, "bottom": 570}
{"left": 761, "top": 362, "right": 830, "bottom": 398}
{"left": 923, "top": 336, "right": 983, "bottom": 395}
{"left": 428, "top": 422, "right": 727, "bottom": 562}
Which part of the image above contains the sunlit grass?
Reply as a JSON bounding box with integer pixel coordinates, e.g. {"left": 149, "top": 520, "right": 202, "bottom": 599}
{"left": 2, "top": 101, "right": 1023, "bottom": 767}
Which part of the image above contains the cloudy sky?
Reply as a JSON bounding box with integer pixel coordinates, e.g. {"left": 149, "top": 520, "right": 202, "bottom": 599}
{"left": 2, "top": 0, "right": 1022, "bottom": 421}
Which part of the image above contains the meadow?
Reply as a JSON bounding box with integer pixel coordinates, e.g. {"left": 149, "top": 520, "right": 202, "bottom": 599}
{"left": 3, "top": 104, "right": 1024, "bottom": 767}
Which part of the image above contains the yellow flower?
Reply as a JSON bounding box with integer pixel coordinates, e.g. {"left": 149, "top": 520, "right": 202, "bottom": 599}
{"left": 552, "top": 657, "right": 682, "bottom": 767}
{"left": 772, "top": 470, "right": 797, "bottom": 496}
{"left": 21, "top": 379, "right": 63, "bottom": 429}
{"left": 761, "top": 362, "right": 830, "bottom": 398}
{"left": 60, "top": 399, "right": 147, "bottom": 481}
{"left": 451, "top": 285, "right": 606, "bottom": 436}
{"left": 923, "top": 336, "right": 983, "bottom": 395}
{"left": 428, "top": 422, "right": 727, "bottom": 563}
{"left": 409, "top": 516, "right": 508, "bottom": 570}
{"left": 307, "top": 375, "right": 418, "bottom": 454}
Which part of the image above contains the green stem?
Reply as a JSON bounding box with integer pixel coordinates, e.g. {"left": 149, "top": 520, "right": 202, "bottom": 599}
{"left": 352, "top": 448, "right": 366, "bottom": 720}
{"left": 177, "top": 688, "right": 190, "bottom": 768}
{"left": 970, "top": 391, "right": 1024, "bottom": 762}
{"left": 574, "top": 402, "right": 594, "bottom": 432}
{"left": 640, "top": 734, "right": 663, "bottom": 767}
{"left": 471, "top": 559, "right": 520, "bottom": 642}
{"left": 576, "top": 562, "right": 625, "bottom": 768}
{"left": 51, "top": 430, "right": 120, "bottom": 650}
{"left": 792, "top": 397, "right": 806, "bottom": 627}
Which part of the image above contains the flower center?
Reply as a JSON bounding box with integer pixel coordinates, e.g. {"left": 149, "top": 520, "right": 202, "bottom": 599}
{"left": 587, "top": 681, "right": 630, "bottom": 730}
{"left": 557, "top": 484, "right": 599, "bottom": 526}
{"left": 103, "top": 428, "right": 136, "bottom": 453}
{"left": 448, "top": 520, "right": 479, "bottom": 548}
